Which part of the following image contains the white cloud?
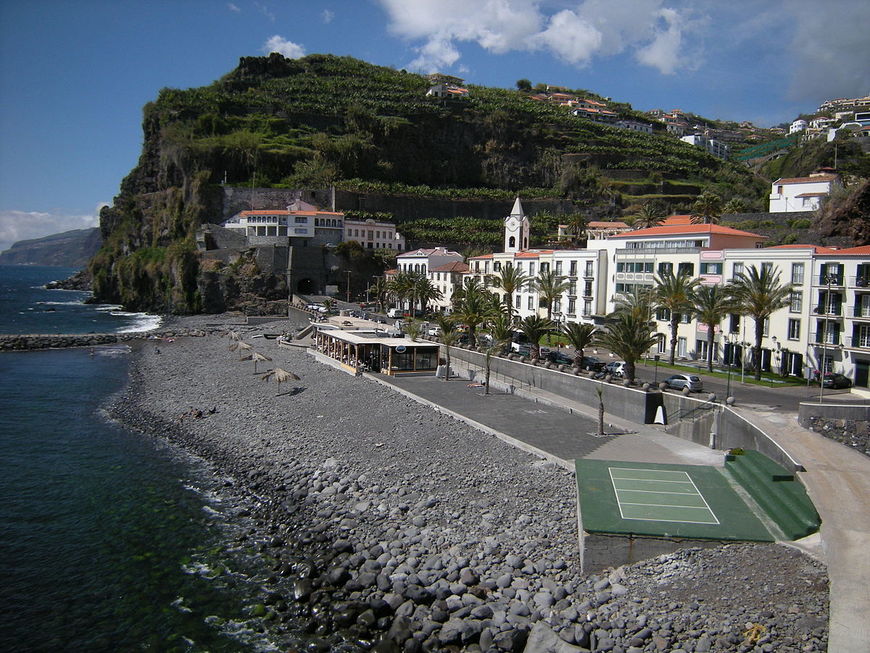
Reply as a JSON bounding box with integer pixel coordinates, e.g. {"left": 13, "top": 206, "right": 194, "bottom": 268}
{"left": 377, "top": 0, "right": 695, "bottom": 75}
{"left": 254, "top": 1, "right": 275, "bottom": 22}
{"left": 635, "top": 8, "right": 684, "bottom": 75}
{"left": 227, "top": 3, "right": 240, "bottom": 13}
{"left": 322, "top": 9, "right": 334, "bottom": 24}
{"left": 0, "top": 206, "right": 103, "bottom": 253}
{"left": 263, "top": 35, "right": 305, "bottom": 59}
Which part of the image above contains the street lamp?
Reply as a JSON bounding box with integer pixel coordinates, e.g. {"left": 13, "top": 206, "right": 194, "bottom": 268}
{"left": 726, "top": 333, "right": 734, "bottom": 399}
{"left": 819, "top": 275, "right": 834, "bottom": 404}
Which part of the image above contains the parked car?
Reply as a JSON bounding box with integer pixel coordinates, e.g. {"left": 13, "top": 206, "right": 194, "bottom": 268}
{"left": 664, "top": 373, "right": 704, "bottom": 392}
{"left": 546, "top": 351, "right": 574, "bottom": 365}
{"left": 823, "top": 373, "right": 852, "bottom": 389}
{"left": 427, "top": 326, "right": 442, "bottom": 336}
{"left": 580, "top": 356, "right": 604, "bottom": 371}
{"left": 604, "top": 361, "right": 626, "bottom": 377}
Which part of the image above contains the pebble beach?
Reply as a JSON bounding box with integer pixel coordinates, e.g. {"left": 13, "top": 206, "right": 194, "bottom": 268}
{"left": 111, "top": 317, "right": 830, "bottom": 652}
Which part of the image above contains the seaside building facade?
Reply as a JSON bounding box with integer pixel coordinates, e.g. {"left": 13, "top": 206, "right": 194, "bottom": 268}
{"left": 768, "top": 173, "right": 842, "bottom": 212}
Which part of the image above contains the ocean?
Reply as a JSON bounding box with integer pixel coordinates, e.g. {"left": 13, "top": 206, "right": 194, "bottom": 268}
{"left": 0, "top": 266, "right": 291, "bottom": 651}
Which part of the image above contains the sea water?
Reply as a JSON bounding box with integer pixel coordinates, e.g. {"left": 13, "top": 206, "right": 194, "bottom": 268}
{"left": 0, "top": 266, "right": 288, "bottom": 651}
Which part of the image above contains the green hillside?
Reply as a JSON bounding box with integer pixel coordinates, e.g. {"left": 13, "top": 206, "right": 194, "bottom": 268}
{"left": 93, "top": 53, "right": 769, "bottom": 313}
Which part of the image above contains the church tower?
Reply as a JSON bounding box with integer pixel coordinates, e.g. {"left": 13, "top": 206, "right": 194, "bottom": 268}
{"left": 503, "top": 197, "right": 530, "bottom": 253}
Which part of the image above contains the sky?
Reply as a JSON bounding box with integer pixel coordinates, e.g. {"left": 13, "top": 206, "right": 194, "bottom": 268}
{"left": 1, "top": 0, "right": 868, "bottom": 253}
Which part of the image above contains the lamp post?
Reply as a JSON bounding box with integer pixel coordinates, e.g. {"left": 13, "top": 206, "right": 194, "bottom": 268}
{"left": 740, "top": 315, "right": 746, "bottom": 384}
{"left": 726, "top": 334, "right": 734, "bottom": 399}
{"left": 819, "top": 275, "right": 834, "bottom": 404}
{"left": 346, "top": 270, "right": 352, "bottom": 303}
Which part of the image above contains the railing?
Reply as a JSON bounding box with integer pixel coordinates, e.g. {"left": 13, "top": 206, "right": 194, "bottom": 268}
{"left": 814, "top": 305, "right": 843, "bottom": 316}
{"left": 809, "top": 332, "right": 841, "bottom": 345}
{"left": 676, "top": 397, "right": 719, "bottom": 421}
{"left": 844, "top": 336, "right": 870, "bottom": 349}
{"left": 849, "top": 276, "right": 870, "bottom": 288}
{"left": 815, "top": 275, "right": 844, "bottom": 287}
{"left": 851, "top": 306, "right": 870, "bottom": 318}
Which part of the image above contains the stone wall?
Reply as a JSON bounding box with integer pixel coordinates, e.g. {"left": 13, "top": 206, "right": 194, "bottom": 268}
{"left": 798, "top": 402, "right": 870, "bottom": 458}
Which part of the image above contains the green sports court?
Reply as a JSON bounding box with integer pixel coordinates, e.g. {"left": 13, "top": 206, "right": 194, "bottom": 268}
{"left": 575, "top": 459, "right": 775, "bottom": 541}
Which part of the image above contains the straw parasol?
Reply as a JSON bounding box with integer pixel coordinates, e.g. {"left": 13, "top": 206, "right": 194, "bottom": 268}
{"left": 230, "top": 341, "right": 253, "bottom": 358}
{"left": 243, "top": 351, "right": 272, "bottom": 373}
{"left": 261, "top": 367, "right": 301, "bottom": 386}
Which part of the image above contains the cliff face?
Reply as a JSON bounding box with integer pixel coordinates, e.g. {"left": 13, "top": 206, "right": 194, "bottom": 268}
{"left": 87, "top": 53, "right": 775, "bottom": 313}
{"left": 0, "top": 228, "right": 101, "bottom": 267}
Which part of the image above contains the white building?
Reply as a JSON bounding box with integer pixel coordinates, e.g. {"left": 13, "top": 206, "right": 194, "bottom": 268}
{"left": 395, "top": 247, "right": 463, "bottom": 276}
{"left": 789, "top": 119, "right": 808, "bottom": 135}
{"left": 428, "top": 261, "right": 469, "bottom": 313}
{"left": 222, "top": 203, "right": 345, "bottom": 245}
{"left": 679, "top": 133, "right": 730, "bottom": 159}
{"left": 344, "top": 218, "right": 405, "bottom": 250}
{"left": 616, "top": 120, "right": 654, "bottom": 134}
{"left": 768, "top": 172, "right": 841, "bottom": 212}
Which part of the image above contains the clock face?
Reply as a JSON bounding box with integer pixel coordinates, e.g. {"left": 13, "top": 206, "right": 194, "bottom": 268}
{"left": 507, "top": 217, "right": 518, "bottom": 229}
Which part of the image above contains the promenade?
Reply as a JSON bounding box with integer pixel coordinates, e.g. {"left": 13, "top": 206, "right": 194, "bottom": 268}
{"left": 370, "top": 364, "right": 870, "bottom": 653}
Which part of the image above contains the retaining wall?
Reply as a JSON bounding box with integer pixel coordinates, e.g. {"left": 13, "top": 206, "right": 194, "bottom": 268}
{"left": 447, "top": 345, "right": 804, "bottom": 470}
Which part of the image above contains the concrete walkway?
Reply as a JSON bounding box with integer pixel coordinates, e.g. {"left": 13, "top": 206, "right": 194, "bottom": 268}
{"left": 375, "top": 369, "right": 869, "bottom": 652}
{"left": 734, "top": 406, "right": 870, "bottom": 653}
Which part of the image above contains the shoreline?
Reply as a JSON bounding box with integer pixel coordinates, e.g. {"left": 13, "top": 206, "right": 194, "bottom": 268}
{"left": 110, "top": 319, "right": 830, "bottom": 651}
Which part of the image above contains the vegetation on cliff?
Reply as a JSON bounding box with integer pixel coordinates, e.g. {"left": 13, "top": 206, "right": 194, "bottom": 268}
{"left": 91, "top": 53, "right": 772, "bottom": 313}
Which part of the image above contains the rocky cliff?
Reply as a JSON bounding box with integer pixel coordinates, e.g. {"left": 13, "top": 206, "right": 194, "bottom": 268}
{"left": 0, "top": 228, "right": 101, "bottom": 267}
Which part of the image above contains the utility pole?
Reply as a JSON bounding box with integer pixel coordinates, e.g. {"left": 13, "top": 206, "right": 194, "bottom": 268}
{"left": 346, "top": 270, "right": 351, "bottom": 303}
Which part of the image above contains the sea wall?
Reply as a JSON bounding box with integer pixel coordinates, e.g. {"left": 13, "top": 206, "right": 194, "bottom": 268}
{"left": 0, "top": 329, "right": 212, "bottom": 352}
{"left": 798, "top": 401, "right": 870, "bottom": 457}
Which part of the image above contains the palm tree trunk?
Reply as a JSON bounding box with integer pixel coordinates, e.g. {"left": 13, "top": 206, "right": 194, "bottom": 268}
{"left": 444, "top": 346, "right": 451, "bottom": 381}
{"left": 669, "top": 318, "right": 679, "bottom": 365}
{"left": 706, "top": 327, "right": 715, "bottom": 372}
{"left": 754, "top": 320, "right": 764, "bottom": 380}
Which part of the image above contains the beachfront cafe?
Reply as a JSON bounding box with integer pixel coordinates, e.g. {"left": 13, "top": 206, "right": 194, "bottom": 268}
{"left": 313, "top": 327, "right": 440, "bottom": 376}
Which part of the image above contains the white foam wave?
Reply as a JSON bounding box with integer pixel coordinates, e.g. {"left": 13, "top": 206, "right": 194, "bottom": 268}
{"left": 94, "top": 304, "right": 123, "bottom": 312}
{"left": 37, "top": 300, "right": 82, "bottom": 306}
{"left": 115, "top": 313, "right": 162, "bottom": 333}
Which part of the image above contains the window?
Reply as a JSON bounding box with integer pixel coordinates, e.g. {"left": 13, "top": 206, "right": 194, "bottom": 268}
{"left": 569, "top": 282, "right": 576, "bottom": 296}
{"left": 696, "top": 339, "right": 709, "bottom": 361}
{"left": 732, "top": 262, "right": 744, "bottom": 280}
{"left": 857, "top": 324, "right": 870, "bottom": 348}
{"left": 791, "top": 263, "right": 804, "bottom": 284}
{"left": 494, "top": 262, "right": 501, "bottom": 271}
{"left": 788, "top": 319, "right": 800, "bottom": 340}
{"left": 584, "top": 281, "right": 592, "bottom": 296}
{"left": 568, "top": 298, "right": 576, "bottom": 314}
{"left": 515, "top": 295, "right": 521, "bottom": 308}
{"left": 554, "top": 300, "right": 561, "bottom": 313}
{"left": 678, "top": 337, "right": 687, "bottom": 357}
{"left": 700, "top": 262, "right": 723, "bottom": 275}
{"left": 585, "top": 261, "right": 593, "bottom": 277}
{"left": 790, "top": 292, "right": 803, "bottom": 313}
{"left": 658, "top": 262, "right": 673, "bottom": 276}
{"left": 762, "top": 318, "right": 769, "bottom": 336}
{"left": 681, "top": 313, "right": 691, "bottom": 324}
{"left": 295, "top": 216, "right": 308, "bottom": 223}
{"left": 528, "top": 296, "right": 534, "bottom": 310}
{"left": 656, "top": 308, "right": 671, "bottom": 321}
{"left": 555, "top": 261, "right": 563, "bottom": 274}
{"left": 583, "top": 299, "right": 592, "bottom": 316}
{"left": 678, "top": 262, "right": 694, "bottom": 276}
{"left": 570, "top": 260, "right": 577, "bottom": 276}
{"left": 541, "top": 263, "right": 550, "bottom": 273}
{"left": 529, "top": 262, "right": 536, "bottom": 277}
{"left": 657, "top": 335, "right": 666, "bottom": 354}
{"left": 729, "top": 313, "right": 740, "bottom": 333}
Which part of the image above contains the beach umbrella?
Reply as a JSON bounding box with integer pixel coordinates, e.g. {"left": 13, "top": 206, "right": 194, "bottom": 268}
{"left": 225, "top": 329, "right": 242, "bottom": 342}
{"left": 231, "top": 341, "right": 253, "bottom": 358}
{"left": 261, "top": 367, "right": 301, "bottom": 387}
{"left": 246, "top": 351, "right": 272, "bottom": 373}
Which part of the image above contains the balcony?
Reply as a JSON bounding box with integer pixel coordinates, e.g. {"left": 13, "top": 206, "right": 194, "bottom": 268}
{"left": 845, "top": 336, "right": 870, "bottom": 349}
{"left": 810, "top": 332, "right": 841, "bottom": 346}
{"left": 815, "top": 275, "right": 844, "bottom": 287}
{"left": 850, "top": 276, "right": 870, "bottom": 289}
{"left": 814, "top": 305, "right": 843, "bottom": 316}
{"left": 852, "top": 306, "right": 870, "bottom": 318}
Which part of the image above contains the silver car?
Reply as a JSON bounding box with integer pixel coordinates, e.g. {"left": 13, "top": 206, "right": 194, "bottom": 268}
{"left": 664, "top": 373, "right": 703, "bottom": 392}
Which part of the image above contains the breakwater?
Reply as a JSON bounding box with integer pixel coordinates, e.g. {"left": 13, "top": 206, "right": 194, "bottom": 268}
{"left": 0, "top": 329, "right": 214, "bottom": 352}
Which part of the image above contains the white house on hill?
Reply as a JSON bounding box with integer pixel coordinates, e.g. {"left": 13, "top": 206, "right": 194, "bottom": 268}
{"left": 768, "top": 173, "right": 842, "bottom": 213}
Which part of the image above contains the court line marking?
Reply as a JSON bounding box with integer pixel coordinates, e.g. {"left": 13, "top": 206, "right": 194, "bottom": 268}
{"left": 608, "top": 466, "right": 720, "bottom": 525}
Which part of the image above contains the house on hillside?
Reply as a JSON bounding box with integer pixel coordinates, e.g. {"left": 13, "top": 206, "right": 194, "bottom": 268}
{"left": 768, "top": 172, "right": 842, "bottom": 212}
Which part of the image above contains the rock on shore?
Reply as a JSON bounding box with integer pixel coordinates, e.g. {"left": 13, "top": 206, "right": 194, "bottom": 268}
{"left": 111, "top": 326, "right": 829, "bottom": 652}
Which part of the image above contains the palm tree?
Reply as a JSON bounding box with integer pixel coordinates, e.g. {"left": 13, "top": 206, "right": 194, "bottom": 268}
{"left": 561, "top": 322, "right": 597, "bottom": 368}
{"left": 413, "top": 276, "right": 442, "bottom": 315}
{"left": 435, "top": 314, "right": 459, "bottom": 381}
{"left": 654, "top": 270, "right": 700, "bottom": 365}
{"left": 322, "top": 297, "right": 336, "bottom": 314}
{"left": 594, "top": 309, "right": 658, "bottom": 383}
{"left": 488, "top": 264, "right": 528, "bottom": 322}
{"left": 368, "top": 277, "right": 390, "bottom": 313}
{"left": 452, "top": 279, "right": 499, "bottom": 347}
{"left": 517, "top": 315, "right": 555, "bottom": 360}
{"left": 533, "top": 269, "right": 571, "bottom": 319}
{"left": 636, "top": 200, "right": 667, "bottom": 229}
{"left": 481, "top": 312, "right": 513, "bottom": 395}
{"left": 728, "top": 265, "right": 792, "bottom": 380}
{"left": 692, "top": 284, "right": 735, "bottom": 372}
{"left": 562, "top": 212, "right": 588, "bottom": 246}
{"left": 387, "top": 271, "right": 416, "bottom": 314}
{"left": 690, "top": 191, "right": 723, "bottom": 225}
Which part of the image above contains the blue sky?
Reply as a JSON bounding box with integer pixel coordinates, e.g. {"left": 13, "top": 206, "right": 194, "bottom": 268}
{"left": 1, "top": 0, "right": 868, "bottom": 252}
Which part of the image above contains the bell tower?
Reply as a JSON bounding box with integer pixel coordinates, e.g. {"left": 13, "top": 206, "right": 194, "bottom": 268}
{"left": 503, "top": 197, "right": 529, "bottom": 253}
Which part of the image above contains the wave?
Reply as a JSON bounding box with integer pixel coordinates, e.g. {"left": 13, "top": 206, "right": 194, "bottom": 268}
{"left": 36, "top": 300, "right": 83, "bottom": 306}
{"left": 115, "top": 313, "right": 163, "bottom": 333}
{"left": 94, "top": 304, "right": 124, "bottom": 312}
